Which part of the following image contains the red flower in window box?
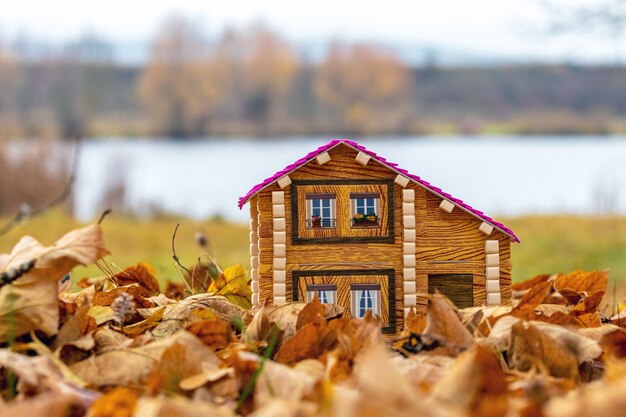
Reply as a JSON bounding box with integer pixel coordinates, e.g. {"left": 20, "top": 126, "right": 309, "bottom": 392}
{"left": 311, "top": 215, "right": 322, "bottom": 228}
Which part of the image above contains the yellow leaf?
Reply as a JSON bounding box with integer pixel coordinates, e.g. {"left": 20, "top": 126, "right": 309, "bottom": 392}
{"left": 207, "top": 265, "right": 252, "bottom": 309}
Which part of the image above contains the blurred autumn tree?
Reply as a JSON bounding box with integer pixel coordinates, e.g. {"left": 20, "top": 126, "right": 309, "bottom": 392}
{"left": 0, "top": 39, "right": 19, "bottom": 137}
{"left": 237, "top": 26, "right": 298, "bottom": 133}
{"left": 315, "top": 43, "right": 413, "bottom": 134}
{"left": 138, "top": 16, "right": 227, "bottom": 138}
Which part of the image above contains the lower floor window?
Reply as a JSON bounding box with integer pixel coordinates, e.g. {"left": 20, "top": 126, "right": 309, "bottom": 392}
{"left": 350, "top": 284, "right": 381, "bottom": 318}
{"left": 306, "top": 284, "right": 337, "bottom": 304}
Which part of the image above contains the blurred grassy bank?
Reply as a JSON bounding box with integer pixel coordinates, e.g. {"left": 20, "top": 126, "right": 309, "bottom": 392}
{"left": 2, "top": 211, "right": 626, "bottom": 287}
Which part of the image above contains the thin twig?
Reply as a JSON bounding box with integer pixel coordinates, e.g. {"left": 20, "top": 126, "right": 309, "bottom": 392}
{"left": 171, "top": 223, "right": 193, "bottom": 278}
{"left": 98, "top": 209, "right": 111, "bottom": 225}
{"left": 0, "top": 137, "right": 81, "bottom": 237}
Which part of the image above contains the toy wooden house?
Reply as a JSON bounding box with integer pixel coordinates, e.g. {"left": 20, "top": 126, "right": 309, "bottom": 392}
{"left": 239, "top": 140, "right": 519, "bottom": 333}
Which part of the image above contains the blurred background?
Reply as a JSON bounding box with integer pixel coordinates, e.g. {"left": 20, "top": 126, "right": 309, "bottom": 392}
{"left": 1, "top": 0, "right": 625, "bottom": 286}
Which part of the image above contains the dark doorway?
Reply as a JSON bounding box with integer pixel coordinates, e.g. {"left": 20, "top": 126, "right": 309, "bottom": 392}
{"left": 428, "top": 274, "right": 474, "bottom": 308}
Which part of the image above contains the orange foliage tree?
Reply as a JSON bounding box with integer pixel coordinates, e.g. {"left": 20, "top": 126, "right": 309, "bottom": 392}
{"left": 315, "top": 43, "right": 413, "bottom": 134}
{"left": 138, "top": 16, "right": 227, "bottom": 138}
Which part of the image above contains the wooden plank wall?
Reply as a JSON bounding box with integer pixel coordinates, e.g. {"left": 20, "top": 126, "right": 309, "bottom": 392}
{"left": 254, "top": 142, "right": 513, "bottom": 333}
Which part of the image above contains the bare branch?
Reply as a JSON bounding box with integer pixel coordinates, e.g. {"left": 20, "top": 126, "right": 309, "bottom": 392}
{"left": 0, "top": 137, "right": 81, "bottom": 237}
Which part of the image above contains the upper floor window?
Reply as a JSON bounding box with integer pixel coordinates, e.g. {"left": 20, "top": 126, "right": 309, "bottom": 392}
{"left": 350, "top": 193, "right": 380, "bottom": 227}
{"left": 306, "top": 193, "right": 336, "bottom": 228}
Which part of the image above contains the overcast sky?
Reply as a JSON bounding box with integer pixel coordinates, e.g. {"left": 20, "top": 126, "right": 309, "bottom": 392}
{"left": 1, "top": 0, "right": 623, "bottom": 63}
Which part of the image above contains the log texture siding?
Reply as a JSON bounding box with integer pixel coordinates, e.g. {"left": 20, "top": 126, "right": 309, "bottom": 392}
{"left": 240, "top": 140, "right": 516, "bottom": 334}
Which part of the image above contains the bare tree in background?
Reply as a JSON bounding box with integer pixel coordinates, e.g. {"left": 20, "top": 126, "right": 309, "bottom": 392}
{"left": 138, "top": 16, "right": 226, "bottom": 138}
{"left": 542, "top": 0, "right": 626, "bottom": 64}
{"left": 315, "top": 43, "right": 412, "bottom": 135}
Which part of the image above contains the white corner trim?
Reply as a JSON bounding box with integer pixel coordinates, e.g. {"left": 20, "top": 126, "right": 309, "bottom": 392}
{"left": 439, "top": 200, "right": 455, "bottom": 213}
{"left": 479, "top": 222, "right": 494, "bottom": 236}
{"left": 485, "top": 240, "right": 499, "bottom": 254}
{"left": 277, "top": 175, "right": 292, "bottom": 189}
{"left": 355, "top": 151, "right": 371, "bottom": 166}
{"left": 394, "top": 174, "right": 410, "bottom": 188}
{"left": 316, "top": 152, "right": 331, "bottom": 165}
{"left": 271, "top": 191, "right": 285, "bottom": 204}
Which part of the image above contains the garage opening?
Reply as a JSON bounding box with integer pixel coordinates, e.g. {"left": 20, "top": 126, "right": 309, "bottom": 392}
{"left": 428, "top": 274, "right": 473, "bottom": 308}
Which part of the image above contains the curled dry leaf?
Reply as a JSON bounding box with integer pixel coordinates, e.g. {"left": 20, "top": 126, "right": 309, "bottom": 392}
{"left": 554, "top": 270, "right": 608, "bottom": 299}
{"left": 296, "top": 296, "right": 326, "bottom": 330}
{"left": 516, "top": 280, "right": 553, "bottom": 311}
{"left": 512, "top": 274, "right": 552, "bottom": 292}
{"left": 112, "top": 262, "right": 160, "bottom": 297}
{"left": 424, "top": 293, "right": 476, "bottom": 356}
{"left": 186, "top": 319, "right": 233, "bottom": 351}
{"left": 0, "top": 224, "right": 108, "bottom": 341}
{"left": 433, "top": 345, "right": 508, "bottom": 417}
{"left": 70, "top": 330, "right": 218, "bottom": 387}
{"left": 508, "top": 321, "right": 580, "bottom": 380}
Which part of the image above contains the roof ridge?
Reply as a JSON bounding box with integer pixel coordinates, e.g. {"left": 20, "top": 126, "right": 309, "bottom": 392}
{"left": 238, "top": 139, "right": 519, "bottom": 243}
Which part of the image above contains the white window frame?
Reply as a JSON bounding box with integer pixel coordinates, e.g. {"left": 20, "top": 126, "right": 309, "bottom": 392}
{"left": 350, "top": 284, "right": 381, "bottom": 318}
{"left": 306, "top": 284, "right": 337, "bottom": 304}
{"left": 350, "top": 193, "right": 381, "bottom": 226}
{"left": 306, "top": 194, "right": 336, "bottom": 228}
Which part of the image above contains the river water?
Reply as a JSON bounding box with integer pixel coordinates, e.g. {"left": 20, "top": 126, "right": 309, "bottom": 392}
{"left": 74, "top": 136, "right": 626, "bottom": 222}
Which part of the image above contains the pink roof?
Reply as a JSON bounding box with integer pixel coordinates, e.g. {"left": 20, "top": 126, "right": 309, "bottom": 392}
{"left": 238, "top": 139, "right": 519, "bottom": 243}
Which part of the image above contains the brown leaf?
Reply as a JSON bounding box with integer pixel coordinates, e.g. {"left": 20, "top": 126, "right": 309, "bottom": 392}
{"left": 516, "top": 281, "right": 553, "bottom": 311}
{"left": 554, "top": 270, "right": 608, "bottom": 299}
{"left": 599, "top": 330, "right": 626, "bottom": 358}
{"left": 147, "top": 342, "right": 202, "bottom": 395}
{"left": 186, "top": 319, "right": 233, "bottom": 350}
{"left": 405, "top": 307, "right": 427, "bottom": 334}
{"left": 89, "top": 387, "right": 138, "bottom": 417}
{"left": 571, "top": 291, "right": 605, "bottom": 315}
{"left": 296, "top": 296, "right": 326, "bottom": 330}
{"left": 508, "top": 321, "right": 579, "bottom": 380}
{"left": 274, "top": 323, "right": 323, "bottom": 365}
{"left": 424, "top": 293, "right": 476, "bottom": 355}
{"left": 112, "top": 262, "right": 160, "bottom": 296}
{"left": 512, "top": 274, "right": 552, "bottom": 291}
{"left": 92, "top": 285, "right": 153, "bottom": 309}
{"left": 121, "top": 307, "right": 165, "bottom": 336}
{"left": 70, "top": 330, "right": 219, "bottom": 387}
{"left": 576, "top": 312, "right": 602, "bottom": 328}
{"left": 0, "top": 224, "right": 108, "bottom": 342}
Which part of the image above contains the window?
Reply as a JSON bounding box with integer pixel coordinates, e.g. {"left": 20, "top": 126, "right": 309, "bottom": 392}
{"left": 350, "top": 193, "right": 380, "bottom": 227}
{"left": 306, "top": 284, "right": 337, "bottom": 304}
{"left": 306, "top": 193, "right": 336, "bottom": 228}
{"left": 350, "top": 284, "right": 381, "bottom": 318}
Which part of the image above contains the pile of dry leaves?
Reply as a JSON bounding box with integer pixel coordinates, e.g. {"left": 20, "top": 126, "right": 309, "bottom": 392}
{"left": 1, "top": 222, "right": 626, "bottom": 417}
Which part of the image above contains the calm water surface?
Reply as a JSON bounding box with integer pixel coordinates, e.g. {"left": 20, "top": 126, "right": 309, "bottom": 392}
{"left": 75, "top": 136, "right": 626, "bottom": 222}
